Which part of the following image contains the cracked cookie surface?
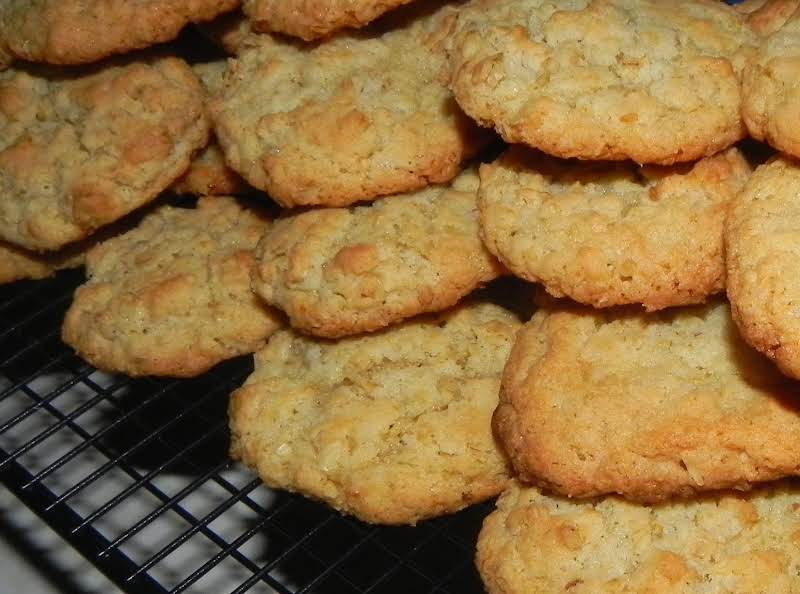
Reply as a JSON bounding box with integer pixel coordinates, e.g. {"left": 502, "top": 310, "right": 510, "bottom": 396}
{"left": 62, "top": 196, "right": 282, "bottom": 377}
{"left": 727, "top": 156, "right": 800, "bottom": 380}
{"left": 495, "top": 300, "right": 800, "bottom": 502}
{"left": 477, "top": 479, "right": 800, "bottom": 594}
{"left": 229, "top": 301, "right": 518, "bottom": 524}
{"left": 211, "top": 2, "right": 485, "bottom": 207}
{"left": 252, "top": 168, "right": 504, "bottom": 337}
{"left": 0, "top": 0, "right": 239, "bottom": 65}
{"left": 449, "top": 0, "right": 755, "bottom": 164}
{"left": 479, "top": 146, "right": 750, "bottom": 310}
{"left": 0, "top": 57, "right": 209, "bottom": 251}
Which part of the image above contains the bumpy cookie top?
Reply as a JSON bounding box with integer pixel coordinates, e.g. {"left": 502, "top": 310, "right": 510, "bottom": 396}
{"left": 252, "top": 169, "right": 504, "bottom": 337}
{"left": 727, "top": 156, "right": 800, "bottom": 380}
{"left": 495, "top": 300, "right": 800, "bottom": 502}
{"left": 0, "top": 0, "right": 240, "bottom": 65}
{"left": 477, "top": 480, "right": 800, "bottom": 594}
{"left": 449, "top": 0, "right": 756, "bottom": 164}
{"left": 171, "top": 62, "right": 248, "bottom": 196}
{"left": 243, "top": 0, "right": 417, "bottom": 40}
{"left": 211, "top": 2, "right": 485, "bottom": 207}
{"left": 62, "top": 197, "right": 282, "bottom": 377}
{"left": 742, "top": 8, "right": 800, "bottom": 156}
{"left": 229, "top": 302, "right": 518, "bottom": 524}
{"left": 479, "top": 146, "right": 751, "bottom": 310}
{"left": 0, "top": 57, "right": 209, "bottom": 251}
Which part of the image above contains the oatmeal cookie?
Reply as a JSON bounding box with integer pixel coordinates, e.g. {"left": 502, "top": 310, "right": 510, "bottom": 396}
{"left": 211, "top": 3, "right": 485, "bottom": 207}
{"left": 495, "top": 299, "right": 800, "bottom": 501}
{"left": 449, "top": 0, "right": 755, "bottom": 164}
{"left": 252, "top": 168, "right": 504, "bottom": 337}
{"left": 0, "top": 0, "right": 240, "bottom": 65}
{"left": 62, "top": 197, "right": 282, "bottom": 377}
{"left": 229, "top": 301, "right": 518, "bottom": 524}
{"left": 0, "top": 57, "right": 209, "bottom": 251}
{"left": 477, "top": 479, "right": 800, "bottom": 594}
{"left": 479, "top": 146, "right": 750, "bottom": 310}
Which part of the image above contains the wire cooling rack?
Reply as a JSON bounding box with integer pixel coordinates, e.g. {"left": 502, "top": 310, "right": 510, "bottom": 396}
{"left": 0, "top": 270, "right": 490, "bottom": 593}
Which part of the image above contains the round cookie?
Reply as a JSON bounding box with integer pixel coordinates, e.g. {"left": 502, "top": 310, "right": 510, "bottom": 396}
{"left": 171, "top": 62, "right": 249, "bottom": 196}
{"left": 0, "top": 57, "right": 209, "bottom": 251}
{"left": 479, "top": 146, "right": 750, "bottom": 310}
{"left": 228, "top": 301, "right": 518, "bottom": 524}
{"left": 243, "top": 0, "right": 418, "bottom": 40}
{"left": 62, "top": 197, "right": 282, "bottom": 378}
{"left": 252, "top": 168, "right": 504, "bottom": 337}
{"left": 211, "top": 2, "right": 486, "bottom": 207}
{"left": 449, "top": 0, "right": 756, "bottom": 164}
{"left": 727, "top": 156, "right": 800, "bottom": 380}
{"left": 742, "top": 8, "right": 800, "bottom": 157}
{"left": 0, "top": 0, "right": 239, "bottom": 65}
{"left": 495, "top": 299, "right": 800, "bottom": 502}
{"left": 477, "top": 479, "right": 800, "bottom": 594}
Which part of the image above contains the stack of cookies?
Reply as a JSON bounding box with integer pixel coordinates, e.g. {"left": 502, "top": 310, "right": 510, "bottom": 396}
{"left": 4, "top": 0, "right": 800, "bottom": 590}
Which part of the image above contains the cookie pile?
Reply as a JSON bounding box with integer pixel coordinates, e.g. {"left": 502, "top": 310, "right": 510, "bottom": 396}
{"left": 4, "top": 0, "right": 800, "bottom": 590}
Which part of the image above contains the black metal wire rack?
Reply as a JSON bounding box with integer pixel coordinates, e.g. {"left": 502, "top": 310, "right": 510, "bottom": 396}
{"left": 0, "top": 270, "right": 491, "bottom": 593}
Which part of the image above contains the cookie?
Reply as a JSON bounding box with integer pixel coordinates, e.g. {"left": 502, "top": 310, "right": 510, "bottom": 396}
{"left": 0, "top": 0, "right": 239, "bottom": 65}
{"left": 62, "top": 196, "right": 282, "bottom": 378}
{"left": 0, "top": 57, "right": 209, "bottom": 251}
{"left": 477, "top": 479, "right": 800, "bottom": 594}
{"left": 449, "top": 0, "right": 756, "bottom": 164}
{"left": 478, "top": 146, "right": 751, "bottom": 310}
{"left": 171, "top": 62, "right": 248, "bottom": 196}
{"left": 228, "top": 301, "right": 518, "bottom": 524}
{"left": 252, "top": 169, "right": 504, "bottom": 337}
{"left": 727, "top": 156, "right": 800, "bottom": 380}
{"left": 739, "top": 0, "right": 799, "bottom": 36}
{"left": 495, "top": 299, "right": 800, "bottom": 502}
{"left": 211, "top": 2, "right": 485, "bottom": 207}
{"left": 742, "top": 8, "right": 800, "bottom": 157}
{"left": 243, "top": 0, "right": 416, "bottom": 40}
{"left": 0, "top": 241, "right": 84, "bottom": 284}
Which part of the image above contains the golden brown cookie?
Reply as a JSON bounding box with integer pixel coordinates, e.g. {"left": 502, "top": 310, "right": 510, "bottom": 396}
{"left": 0, "top": 57, "right": 209, "bottom": 251}
{"left": 62, "top": 197, "right": 282, "bottom": 378}
{"left": 171, "top": 62, "right": 248, "bottom": 196}
{"left": 477, "top": 479, "right": 800, "bottom": 594}
{"left": 252, "top": 169, "right": 504, "bottom": 337}
{"left": 478, "top": 146, "right": 750, "bottom": 310}
{"left": 727, "top": 156, "right": 800, "bottom": 380}
{"left": 449, "top": 0, "right": 756, "bottom": 164}
{"left": 211, "top": 3, "right": 485, "bottom": 207}
{"left": 0, "top": 0, "right": 240, "bottom": 65}
{"left": 742, "top": 8, "right": 800, "bottom": 157}
{"left": 242, "top": 0, "right": 417, "bottom": 40}
{"left": 229, "top": 301, "right": 518, "bottom": 524}
{"left": 495, "top": 299, "right": 800, "bottom": 502}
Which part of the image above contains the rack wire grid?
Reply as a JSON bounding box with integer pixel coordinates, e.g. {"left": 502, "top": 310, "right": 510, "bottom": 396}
{"left": 0, "top": 269, "right": 491, "bottom": 593}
